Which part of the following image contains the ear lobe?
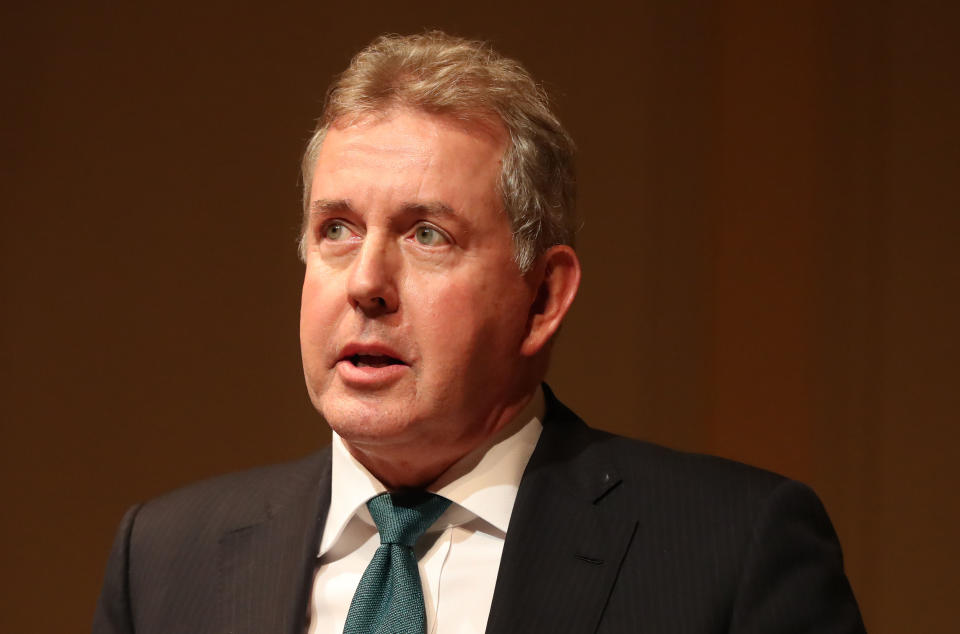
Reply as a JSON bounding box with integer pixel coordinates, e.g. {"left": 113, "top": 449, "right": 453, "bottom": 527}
{"left": 521, "top": 245, "right": 582, "bottom": 357}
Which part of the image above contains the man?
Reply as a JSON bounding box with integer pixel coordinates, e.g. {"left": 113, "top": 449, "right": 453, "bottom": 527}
{"left": 94, "top": 32, "right": 865, "bottom": 633}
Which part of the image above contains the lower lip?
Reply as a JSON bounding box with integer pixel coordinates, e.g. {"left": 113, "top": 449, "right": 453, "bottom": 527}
{"left": 336, "top": 360, "right": 408, "bottom": 388}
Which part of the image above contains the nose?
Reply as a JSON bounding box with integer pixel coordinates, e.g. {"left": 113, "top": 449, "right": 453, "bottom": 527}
{"left": 346, "top": 233, "right": 399, "bottom": 316}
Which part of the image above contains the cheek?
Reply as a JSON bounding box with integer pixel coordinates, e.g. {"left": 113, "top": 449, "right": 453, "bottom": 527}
{"left": 408, "top": 272, "right": 529, "bottom": 360}
{"left": 300, "top": 271, "right": 339, "bottom": 338}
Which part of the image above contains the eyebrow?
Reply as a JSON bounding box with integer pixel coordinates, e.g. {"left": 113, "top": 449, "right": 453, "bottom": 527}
{"left": 310, "top": 199, "right": 352, "bottom": 215}
{"left": 399, "top": 201, "right": 455, "bottom": 217}
{"left": 309, "top": 199, "right": 456, "bottom": 217}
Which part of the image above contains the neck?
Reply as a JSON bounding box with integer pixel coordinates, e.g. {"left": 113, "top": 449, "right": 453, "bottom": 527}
{"left": 343, "top": 388, "right": 541, "bottom": 489}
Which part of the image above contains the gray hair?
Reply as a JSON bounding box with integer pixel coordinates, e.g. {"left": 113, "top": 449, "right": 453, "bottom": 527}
{"left": 298, "top": 31, "right": 577, "bottom": 272}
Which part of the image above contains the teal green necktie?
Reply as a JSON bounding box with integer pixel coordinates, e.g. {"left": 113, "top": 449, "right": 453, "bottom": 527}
{"left": 343, "top": 491, "right": 451, "bottom": 634}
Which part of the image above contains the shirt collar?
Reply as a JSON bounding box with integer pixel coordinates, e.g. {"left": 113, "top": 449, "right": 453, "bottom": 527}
{"left": 319, "top": 386, "right": 545, "bottom": 556}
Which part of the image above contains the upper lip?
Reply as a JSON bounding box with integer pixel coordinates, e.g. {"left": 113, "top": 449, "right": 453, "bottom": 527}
{"left": 336, "top": 342, "right": 408, "bottom": 365}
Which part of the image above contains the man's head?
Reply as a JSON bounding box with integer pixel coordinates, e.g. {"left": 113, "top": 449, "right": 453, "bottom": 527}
{"left": 299, "top": 31, "right": 577, "bottom": 272}
{"left": 298, "top": 32, "right": 581, "bottom": 488}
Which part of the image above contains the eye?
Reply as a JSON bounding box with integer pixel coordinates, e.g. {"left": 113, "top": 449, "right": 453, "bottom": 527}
{"left": 321, "top": 221, "right": 353, "bottom": 241}
{"left": 412, "top": 224, "right": 449, "bottom": 246}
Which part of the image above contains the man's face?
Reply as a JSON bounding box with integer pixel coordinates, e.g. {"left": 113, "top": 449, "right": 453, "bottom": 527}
{"left": 300, "top": 108, "right": 539, "bottom": 479}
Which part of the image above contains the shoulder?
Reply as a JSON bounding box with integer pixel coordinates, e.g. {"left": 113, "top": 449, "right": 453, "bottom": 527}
{"left": 599, "top": 429, "right": 788, "bottom": 507}
{"left": 537, "top": 392, "right": 864, "bottom": 631}
{"left": 94, "top": 450, "right": 333, "bottom": 632}
{"left": 538, "top": 388, "right": 810, "bottom": 529}
{"left": 543, "top": 388, "right": 785, "bottom": 490}
{"left": 128, "top": 448, "right": 331, "bottom": 547}
{"left": 587, "top": 428, "right": 831, "bottom": 544}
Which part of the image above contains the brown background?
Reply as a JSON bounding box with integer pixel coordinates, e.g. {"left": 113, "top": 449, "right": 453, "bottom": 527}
{"left": 2, "top": 1, "right": 957, "bottom": 632}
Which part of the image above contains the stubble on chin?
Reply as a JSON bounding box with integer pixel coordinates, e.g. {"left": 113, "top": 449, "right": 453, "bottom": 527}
{"left": 319, "top": 391, "right": 420, "bottom": 445}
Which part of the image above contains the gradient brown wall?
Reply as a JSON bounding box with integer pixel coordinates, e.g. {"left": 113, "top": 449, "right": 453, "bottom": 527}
{"left": 2, "top": 2, "right": 957, "bottom": 632}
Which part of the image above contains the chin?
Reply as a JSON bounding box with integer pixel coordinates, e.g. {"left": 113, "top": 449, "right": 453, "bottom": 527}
{"left": 320, "top": 396, "right": 423, "bottom": 445}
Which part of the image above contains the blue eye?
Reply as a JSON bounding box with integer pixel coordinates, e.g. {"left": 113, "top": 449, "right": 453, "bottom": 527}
{"left": 324, "top": 222, "right": 349, "bottom": 241}
{"left": 414, "top": 225, "right": 447, "bottom": 246}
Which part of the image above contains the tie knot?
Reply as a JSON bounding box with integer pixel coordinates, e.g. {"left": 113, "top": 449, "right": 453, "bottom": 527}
{"left": 367, "top": 492, "right": 451, "bottom": 547}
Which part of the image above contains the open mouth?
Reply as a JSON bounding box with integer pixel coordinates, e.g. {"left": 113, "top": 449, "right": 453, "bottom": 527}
{"left": 348, "top": 354, "right": 405, "bottom": 368}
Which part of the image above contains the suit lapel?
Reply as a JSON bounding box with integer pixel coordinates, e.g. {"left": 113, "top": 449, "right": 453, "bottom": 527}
{"left": 218, "top": 452, "right": 332, "bottom": 634}
{"left": 485, "top": 390, "right": 637, "bottom": 634}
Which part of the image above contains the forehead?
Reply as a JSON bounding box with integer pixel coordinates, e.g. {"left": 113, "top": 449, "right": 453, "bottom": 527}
{"left": 310, "top": 109, "right": 508, "bottom": 209}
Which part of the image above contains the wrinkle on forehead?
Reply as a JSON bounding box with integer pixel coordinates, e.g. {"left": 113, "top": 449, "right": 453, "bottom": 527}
{"left": 335, "top": 141, "right": 431, "bottom": 171}
{"left": 312, "top": 108, "right": 508, "bottom": 218}
{"left": 330, "top": 107, "right": 508, "bottom": 155}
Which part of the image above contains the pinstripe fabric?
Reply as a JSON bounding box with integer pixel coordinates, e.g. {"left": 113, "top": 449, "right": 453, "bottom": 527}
{"left": 93, "top": 452, "right": 330, "bottom": 634}
{"left": 343, "top": 492, "right": 451, "bottom": 634}
{"left": 93, "top": 386, "right": 864, "bottom": 634}
{"left": 485, "top": 389, "right": 865, "bottom": 634}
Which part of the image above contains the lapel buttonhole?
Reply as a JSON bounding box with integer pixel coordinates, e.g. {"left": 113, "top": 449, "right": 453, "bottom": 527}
{"left": 574, "top": 554, "right": 604, "bottom": 565}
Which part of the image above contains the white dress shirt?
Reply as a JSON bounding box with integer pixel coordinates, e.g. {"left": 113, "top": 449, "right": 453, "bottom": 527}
{"left": 307, "top": 388, "right": 545, "bottom": 634}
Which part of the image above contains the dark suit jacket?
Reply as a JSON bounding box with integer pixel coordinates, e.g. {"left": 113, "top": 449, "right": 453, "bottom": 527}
{"left": 93, "top": 391, "right": 865, "bottom": 633}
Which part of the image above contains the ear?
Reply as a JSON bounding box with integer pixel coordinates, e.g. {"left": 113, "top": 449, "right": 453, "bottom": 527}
{"left": 521, "top": 245, "right": 582, "bottom": 357}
